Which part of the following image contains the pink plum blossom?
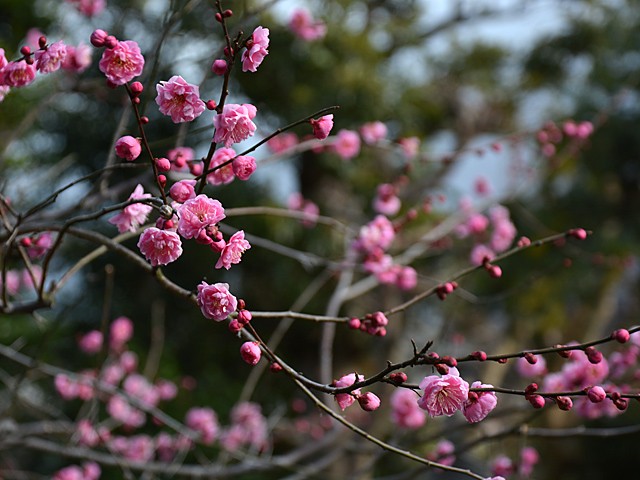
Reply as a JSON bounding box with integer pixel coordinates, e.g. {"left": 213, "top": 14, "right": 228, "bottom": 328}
{"left": 470, "top": 243, "right": 495, "bottom": 266}
{"left": 107, "top": 394, "right": 145, "bottom": 428}
{"left": 98, "top": 39, "right": 144, "bottom": 85}
{"left": 358, "top": 392, "right": 381, "bottom": 411}
{"left": 516, "top": 355, "right": 547, "bottom": 377}
{"left": 429, "top": 440, "right": 456, "bottom": 466}
{"left": 333, "top": 129, "right": 361, "bottom": 160}
{"left": 207, "top": 148, "right": 236, "bottom": 185}
{"left": 109, "top": 434, "right": 154, "bottom": 461}
{"left": 167, "top": 146, "right": 194, "bottom": 170}
{"left": 360, "top": 121, "right": 388, "bottom": 144}
{"left": 77, "top": 420, "right": 101, "bottom": 447}
{"left": 185, "top": 407, "right": 218, "bottom": 444}
{"left": 197, "top": 281, "right": 237, "bottom": 321}
{"left": 267, "top": 132, "right": 298, "bottom": 152}
{"left": 55, "top": 373, "right": 79, "bottom": 400}
{"left": 242, "top": 27, "right": 269, "bottom": 73}
{"left": 390, "top": 388, "right": 426, "bottom": 429}
{"left": 398, "top": 136, "right": 420, "bottom": 159}
{"left": 396, "top": 266, "right": 418, "bottom": 291}
{"left": 78, "top": 330, "right": 103, "bottom": 354}
{"left": 137, "top": 227, "right": 183, "bottom": 266}
{"left": 418, "top": 372, "right": 469, "bottom": 417}
{"left": 334, "top": 373, "right": 364, "bottom": 411}
{"left": 67, "top": 0, "right": 106, "bottom": 17}
{"left": 177, "top": 194, "right": 225, "bottom": 239}
{"left": 213, "top": 103, "right": 257, "bottom": 147}
{"left": 123, "top": 374, "right": 160, "bottom": 408}
{"left": 35, "top": 40, "right": 67, "bottom": 73}
{"left": 62, "top": 44, "right": 92, "bottom": 72}
{"left": 216, "top": 230, "right": 251, "bottom": 270}
{"left": 1, "top": 60, "right": 36, "bottom": 87}
{"left": 108, "top": 184, "right": 152, "bottom": 233}
{"left": 289, "top": 8, "right": 327, "bottom": 41}
{"left": 0, "top": 48, "right": 7, "bottom": 70}
{"left": 232, "top": 155, "right": 257, "bottom": 180}
{"left": 155, "top": 75, "right": 205, "bottom": 123}
{"left": 26, "top": 232, "right": 54, "bottom": 259}
{"left": 53, "top": 462, "right": 100, "bottom": 480}
{"left": 0, "top": 269, "right": 20, "bottom": 295}
{"left": 463, "top": 382, "right": 498, "bottom": 423}
{"left": 373, "top": 183, "right": 401, "bottom": 216}
{"left": 221, "top": 402, "right": 269, "bottom": 452}
{"left": 240, "top": 341, "right": 262, "bottom": 365}
{"left": 114, "top": 135, "right": 141, "bottom": 161}
{"left": 288, "top": 192, "right": 319, "bottom": 227}
{"left": 310, "top": 114, "right": 333, "bottom": 140}
{"left": 169, "top": 179, "right": 196, "bottom": 203}
{"left": 0, "top": 85, "right": 10, "bottom": 102}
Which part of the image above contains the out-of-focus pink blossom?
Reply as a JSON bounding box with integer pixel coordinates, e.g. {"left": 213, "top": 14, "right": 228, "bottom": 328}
{"left": 78, "top": 330, "right": 103, "bottom": 354}
{"left": 0, "top": 269, "right": 21, "bottom": 295}
{"left": 62, "top": 44, "right": 92, "bottom": 72}
{"left": 267, "top": 132, "right": 298, "bottom": 153}
{"left": 0, "top": 47, "right": 8, "bottom": 70}
{"left": 55, "top": 373, "right": 79, "bottom": 400}
{"left": 360, "top": 121, "right": 387, "bottom": 144}
{"left": 213, "top": 103, "right": 257, "bottom": 147}
{"left": 216, "top": 230, "right": 251, "bottom": 270}
{"left": 0, "top": 85, "right": 10, "bottom": 102}
{"left": 333, "top": 129, "right": 360, "bottom": 160}
{"left": 186, "top": 407, "right": 218, "bottom": 445}
{"left": 98, "top": 39, "right": 144, "bottom": 85}
{"left": 107, "top": 394, "right": 145, "bottom": 428}
{"left": 167, "top": 146, "right": 194, "bottom": 170}
{"left": 398, "top": 136, "right": 420, "bottom": 159}
{"left": 177, "top": 194, "right": 225, "bottom": 239}
{"left": 516, "top": 356, "right": 547, "bottom": 377}
{"left": 288, "top": 193, "right": 320, "bottom": 227}
{"left": 26, "top": 232, "right": 54, "bottom": 259}
{"left": 114, "top": 135, "right": 141, "bottom": 161}
{"left": 470, "top": 243, "right": 495, "bottom": 266}
{"left": 1, "top": 60, "right": 36, "bottom": 87}
{"left": 137, "top": 227, "right": 183, "bottom": 266}
{"left": 428, "top": 440, "right": 456, "bottom": 466}
{"left": 418, "top": 372, "right": 469, "bottom": 417}
{"left": 289, "top": 8, "right": 327, "bottom": 41}
{"left": 396, "top": 266, "right": 418, "bottom": 291}
{"left": 67, "top": 0, "right": 106, "bottom": 17}
{"left": 110, "top": 316, "right": 133, "bottom": 351}
{"left": 197, "top": 281, "right": 237, "bottom": 321}
{"left": 463, "top": 381, "right": 498, "bottom": 423}
{"left": 124, "top": 374, "right": 159, "bottom": 408}
{"left": 155, "top": 75, "right": 205, "bottom": 123}
{"left": 390, "top": 388, "right": 426, "bottom": 429}
{"left": 108, "top": 184, "right": 152, "bottom": 233}
{"left": 353, "top": 215, "right": 395, "bottom": 254}
{"left": 77, "top": 420, "right": 101, "bottom": 447}
{"left": 109, "top": 434, "right": 154, "bottom": 461}
{"left": 519, "top": 446, "right": 539, "bottom": 477}
{"left": 155, "top": 379, "right": 178, "bottom": 400}
{"left": 373, "top": 183, "right": 401, "bottom": 216}
{"left": 242, "top": 26, "right": 269, "bottom": 72}
{"left": 35, "top": 40, "right": 67, "bottom": 73}
{"left": 221, "top": 402, "right": 269, "bottom": 452}
{"left": 119, "top": 350, "right": 138, "bottom": 373}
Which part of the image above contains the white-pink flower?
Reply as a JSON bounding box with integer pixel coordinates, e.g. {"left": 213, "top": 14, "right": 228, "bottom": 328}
{"left": 207, "top": 148, "right": 236, "bottom": 185}
{"left": 197, "top": 281, "right": 237, "bottom": 321}
{"left": 213, "top": 103, "right": 257, "bottom": 147}
{"left": 463, "top": 381, "right": 498, "bottom": 423}
{"left": 137, "top": 227, "right": 183, "bottom": 266}
{"left": 177, "top": 194, "right": 225, "bottom": 239}
{"left": 35, "top": 40, "right": 67, "bottom": 73}
{"left": 242, "top": 26, "right": 269, "bottom": 72}
{"left": 155, "top": 75, "right": 205, "bottom": 123}
{"left": 417, "top": 372, "right": 469, "bottom": 417}
{"left": 98, "top": 39, "right": 144, "bottom": 85}
{"left": 289, "top": 8, "right": 327, "bottom": 41}
{"left": 108, "top": 184, "right": 152, "bottom": 233}
{"left": 216, "top": 230, "right": 251, "bottom": 270}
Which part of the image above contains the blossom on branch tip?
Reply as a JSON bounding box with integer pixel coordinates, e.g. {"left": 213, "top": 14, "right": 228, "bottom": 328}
{"left": 216, "top": 230, "right": 251, "bottom": 270}
{"left": 240, "top": 341, "right": 262, "bottom": 365}
{"left": 207, "top": 148, "right": 236, "bottom": 185}
{"left": 310, "top": 114, "right": 333, "bottom": 140}
{"left": 197, "top": 281, "right": 237, "bottom": 321}
{"left": 213, "top": 104, "right": 257, "bottom": 147}
{"left": 137, "top": 227, "right": 183, "bottom": 266}
{"left": 232, "top": 155, "right": 257, "bottom": 180}
{"left": 155, "top": 75, "right": 205, "bottom": 123}
{"left": 241, "top": 26, "right": 269, "bottom": 72}
{"left": 98, "top": 39, "right": 144, "bottom": 85}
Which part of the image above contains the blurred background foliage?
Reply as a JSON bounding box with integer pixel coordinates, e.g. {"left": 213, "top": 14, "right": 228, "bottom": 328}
{"left": 1, "top": 0, "right": 639, "bottom": 478}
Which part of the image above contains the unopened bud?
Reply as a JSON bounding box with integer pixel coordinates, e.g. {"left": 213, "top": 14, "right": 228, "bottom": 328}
{"left": 388, "top": 372, "right": 407, "bottom": 385}
{"left": 357, "top": 392, "right": 381, "bottom": 412}
{"left": 240, "top": 341, "right": 261, "bottom": 366}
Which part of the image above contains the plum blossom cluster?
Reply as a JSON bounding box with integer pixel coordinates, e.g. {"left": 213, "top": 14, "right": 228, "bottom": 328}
{"left": 0, "top": 35, "right": 91, "bottom": 100}
{"left": 490, "top": 447, "right": 540, "bottom": 479}
{"left": 333, "top": 373, "right": 381, "bottom": 412}
{"left": 352, "top": 215, "right": 418, "bottom": 291}
{"left": 536, "top": 119, "right": 594, "bottom": 158}
{"left": 65, "top": 0, "right": 105, "bottom": 17}
{"left": 418, "top": 368, "right": 498, "bottom": 423}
